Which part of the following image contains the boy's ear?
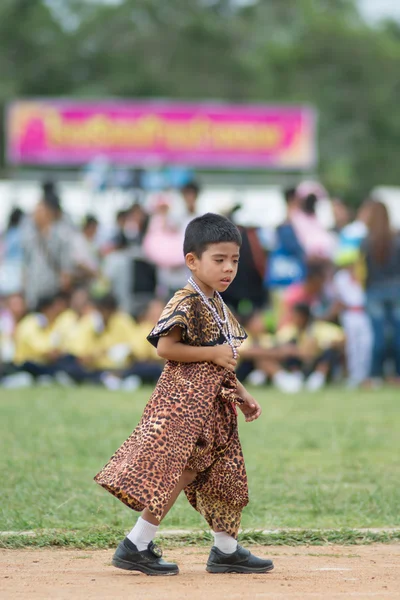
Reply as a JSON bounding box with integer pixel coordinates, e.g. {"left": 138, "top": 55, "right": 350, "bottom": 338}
{"left": 185, "top": 252, "right": 197, "bottom": 270}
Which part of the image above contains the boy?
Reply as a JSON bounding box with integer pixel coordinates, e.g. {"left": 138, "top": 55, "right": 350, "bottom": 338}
{"left": 95, "top": 213, "right": 274, "bottom": 576}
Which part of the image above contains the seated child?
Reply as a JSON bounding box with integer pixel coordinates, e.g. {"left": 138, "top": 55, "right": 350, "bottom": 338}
{"left": 238, "top": 310, "right": 301, "bottom": 392}
{"left": 103, "top": 299, "right": 165, "bottom": 391}
{"left": 276, "top": 303, "right": 345, "bottom": 391}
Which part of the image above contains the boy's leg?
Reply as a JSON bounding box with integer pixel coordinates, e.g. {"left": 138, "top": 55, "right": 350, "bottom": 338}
{"left": 112, "top": 470, "right": 197, "bottom": 576}
{"left": 128, "top": 469, "right": 197, "bottom": 546}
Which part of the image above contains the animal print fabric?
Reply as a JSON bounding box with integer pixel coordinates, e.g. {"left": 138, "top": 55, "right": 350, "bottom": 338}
{"left": 94, "top": 290, "right": 249, "bottom": 538}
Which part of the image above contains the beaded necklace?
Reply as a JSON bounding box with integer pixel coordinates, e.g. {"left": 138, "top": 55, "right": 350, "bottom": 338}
{"left": 188, "top": 276, "right": 238, "bottom": 359}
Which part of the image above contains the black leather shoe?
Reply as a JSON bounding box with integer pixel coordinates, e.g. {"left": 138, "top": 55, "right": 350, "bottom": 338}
{"left": 206, "top": 545, "right": 274, "bottom": 574}
{"left": 112, "top": 538, "right": 179, "bottom": 576}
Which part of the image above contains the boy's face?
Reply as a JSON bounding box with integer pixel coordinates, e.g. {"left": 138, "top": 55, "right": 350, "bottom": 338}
{"left": 186, "top": 242, "right": 240, "bottom": 295}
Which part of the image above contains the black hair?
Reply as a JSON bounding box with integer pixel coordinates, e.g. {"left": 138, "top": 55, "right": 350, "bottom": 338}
{"left": 116, "top": 209, "right": 128, "bottom": 223}
{"left": 93, "top": 293, "right": 118, "bottom": 312}
{"left": 183, "top": 212, "right": 242, "bottom": 257}
{"left": 181, "top": 181, "right": 200, "bottom": 196}
{"left": 42, "top": 180, "right": 57, "bottom": 197}
{"left": 303, "top": 193, "right": 318, "bottom": 215}
{"left": 35, "top": 294, "right": 57, "bottom": 313}
{"left": 83, "top": 214, "right": 99, "bottom": 228}
{"left": 284, "top": 186, "right": 297, "bottom": 205}
{"left": 54, "top": 291, "right": 71, "bottom": 304}
{"left": 306, "top": 261, "right": 326, "bottom": 281}
{"left": 292, "top": 302, "right": 311, "bottom": 321}
{"left": 43, "top": 191, "right": 62, "bottom": 215}
{"left": 7, "top": 207, "right": 24, "bottom": 230}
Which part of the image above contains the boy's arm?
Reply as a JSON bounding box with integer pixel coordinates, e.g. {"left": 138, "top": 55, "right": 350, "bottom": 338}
{"left": 236, "top": 379, "right": 262, "bottom": 422}
{"left": 157, "top": 326, "right": 237, "bottom": 371}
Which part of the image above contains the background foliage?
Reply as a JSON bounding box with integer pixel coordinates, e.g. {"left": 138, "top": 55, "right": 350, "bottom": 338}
{"left": 1, "top": 0, "right": 400, "bottom": 202}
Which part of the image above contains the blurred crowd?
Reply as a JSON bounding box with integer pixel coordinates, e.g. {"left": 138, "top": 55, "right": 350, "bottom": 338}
{"left": 1, "top": 177, "right": 400, "bottom": 393}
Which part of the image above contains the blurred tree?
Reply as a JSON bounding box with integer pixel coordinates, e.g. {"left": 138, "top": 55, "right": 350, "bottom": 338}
{"left": 1, "top": 0, "right": 400, "bottom": 204}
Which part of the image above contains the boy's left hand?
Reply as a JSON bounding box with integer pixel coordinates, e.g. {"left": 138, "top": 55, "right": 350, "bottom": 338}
{"left": 238, "top": 393, "right": 262, "bottom": 422}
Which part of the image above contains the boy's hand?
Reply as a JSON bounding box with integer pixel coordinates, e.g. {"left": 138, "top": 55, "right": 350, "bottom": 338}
{"left": 239, "top": 392, "right": 262, "bottom": 422}
{"left": 210, "top": 345, "right": 238, "bottom": 372}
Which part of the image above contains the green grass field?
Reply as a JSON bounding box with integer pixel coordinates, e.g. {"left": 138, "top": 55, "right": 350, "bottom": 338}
{"left": 1, "top": 385, "right": 399, "bottom": 546}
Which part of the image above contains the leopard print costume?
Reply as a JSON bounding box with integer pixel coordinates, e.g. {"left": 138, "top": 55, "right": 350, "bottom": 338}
{"left": 94, "top": 289, "right": 248, "bottom": 538}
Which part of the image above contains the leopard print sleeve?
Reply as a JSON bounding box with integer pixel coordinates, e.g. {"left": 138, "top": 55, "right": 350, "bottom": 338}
{"left": 147, "top": 289, "right": 247, "bottom": 349}
{"left": 147, "top": 290, "right": 199, "bottom": 348}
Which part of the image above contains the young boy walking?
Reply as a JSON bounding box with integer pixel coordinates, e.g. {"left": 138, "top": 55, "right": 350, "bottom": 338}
{"left": 95, "top": 213, "right": 274, "bottom": 576}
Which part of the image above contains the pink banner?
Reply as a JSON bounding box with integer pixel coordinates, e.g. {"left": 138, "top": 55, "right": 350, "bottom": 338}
{"left": 6, "top": 100, "right": 316, "bottom": 169}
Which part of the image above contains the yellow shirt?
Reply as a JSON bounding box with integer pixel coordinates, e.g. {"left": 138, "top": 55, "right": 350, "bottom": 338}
{"left": 240, "top": 333, "right": 274, "bottom": 354}
{"left": 67, "top": 311, "right": 138, "bottom": 369}
{"left": 130, "top": 322, "right": 161, "bottom": 362}
{"left": 53, "top": 309, "right": 81, "bottom": 353}
{"left": 14, "top": 314, "right": 57, "bottom": 364}
{"left": 276, "top": 321, "right": 344, "bottom": 358}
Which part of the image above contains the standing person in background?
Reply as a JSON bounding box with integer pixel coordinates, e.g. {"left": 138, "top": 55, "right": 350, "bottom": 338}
{"left": 262, "top": 186, "right": 306, "bottom": 294}
{"left": 333, "top": 250, "right": 373, "bottom": 388}
{"left": 21, "top": 194, "right": 74, "bottom": 310}
{"left": 222, "top": 221, "right": 267, "bottom": 314}
{"left": 0, "top": 208, "right": 25, "bottom": 296}
{"left": 331, "top": 198, "right": 352, "bottom": 235}
{"left": 143, "top": 195, "right": 188, "bottom": 297}
{"left": 338, "top": 199, "right": 373, "bottom": 254}
{"left": 109, "top": 204, "right": 149, "bottom": 252}
{"left": 72, "top": 215, "right": 100, "bottom": 284}
{"left": 291, "top": 192, "right": 336, "bottom": 260}
{"left": 170, "top": 181, "right": 202, "bottom": 230}
{"left": 362, "top": 201, "right": 400, "bottom": 385}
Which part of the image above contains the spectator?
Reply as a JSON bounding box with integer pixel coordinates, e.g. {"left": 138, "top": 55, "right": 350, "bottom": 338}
{"left": 237, "top": 310, "right": 296, "bottom": 389}
{"left": 0, "top": 208, "right": 25, "bottom": 295}
{"left": 275, "top": 303, "right": 344, "bottom": 391}
{"left": 130, "top": 299, "right": 164, "bottom": 361}
{"left": 333, "top": 249, "right": 373, "bottom": 388}
{"left": 362, "top": 201, "right": 400, "bottom": 385}
{"left": 337, "top": 199, "right": 373, "bottom": 255}
{"left": 21, "top": 194, "right": 74, "bottom": 310}
{"left": 123, "top": 204, "right": 149, "bottom": 246}
{"left": 180, "top": 181, "right": 201, "bottom": 226}
{"left": 53, "top": 287, "right": 93, "bottom": 351}
{"left": 222, "top": 223, "right": 267, "bottom": 313}
{"left": 107, "top": 298, "right": 165, "bottom": 390}
{"left": 279, "top": 261, "right": 327, "bottom": 327}
{"left": 109, "top": 204, "right": 149, "bottom": 252}
{"left": 263, "top": 186, "right": 306, "bottom": 292}
{"left": 331, "top": 198, "right": 352, "bottom": 234}
{"left": 0, "top": 293, "right": 27, "bottom": 375}
{"left": 101, "top": 210, "right": 129, "bottom": 255}
{"left": 13, "top": 294, "right": 66, "bottom": 369}
{"left": 72, "top": 214, "right": 100, "bottom": 282}
{"left": 291, "top": 193, "right": 336, "bottom": 260}
{"left": 143, "top": 195, "right": 187, "bottom": 296}
{"left": 66, "top": 293, "right": 137, "bottom": 373}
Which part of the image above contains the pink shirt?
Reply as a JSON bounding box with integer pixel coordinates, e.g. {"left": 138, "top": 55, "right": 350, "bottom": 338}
{"left": 280, "top": 283, "right": 318, "bottom": 327}
{"left": 291, "top": 211, "right": 336, "bottom": 259}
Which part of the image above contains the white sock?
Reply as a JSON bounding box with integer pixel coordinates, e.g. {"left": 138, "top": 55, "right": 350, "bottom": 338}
{"left": 213, "top": 531, "right": 238, "bottom": 554}
{"left": 127, "top": 517, "right": 159, "bottom": 551}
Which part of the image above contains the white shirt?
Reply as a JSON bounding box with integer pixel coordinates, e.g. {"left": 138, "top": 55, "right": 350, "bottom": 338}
{"left": 333, "top": 269, "right": 366, "bottom": 308}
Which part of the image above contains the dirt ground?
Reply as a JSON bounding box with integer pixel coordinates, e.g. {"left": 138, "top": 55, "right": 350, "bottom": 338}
{"left": 1, "top": 544, "right": 399, "bottom": 599}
